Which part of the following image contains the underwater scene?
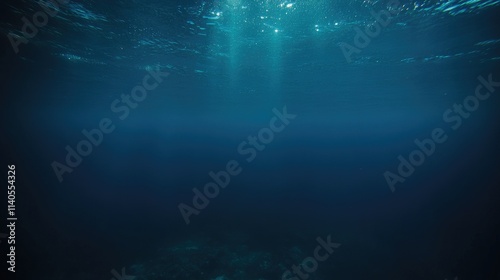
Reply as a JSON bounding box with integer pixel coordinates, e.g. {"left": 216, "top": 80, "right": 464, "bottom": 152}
{"left": 1, "top": 0, "right": 500, "bottom": 279}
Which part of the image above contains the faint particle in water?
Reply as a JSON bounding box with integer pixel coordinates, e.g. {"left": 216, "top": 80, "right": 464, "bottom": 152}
{"left": 401, "top": 57, "right": 416, "bottom": 63}
{"left": 60, "top": 53, "right": 82, "bottom": 61}
{"left": 203, "top": 15, "right": 220, "bottom": 20}
{"left": 67, "top": 2, "right": 107, "bottom": 21}
{"left": 475, "top": 39, "right": 500, "bottom": 46}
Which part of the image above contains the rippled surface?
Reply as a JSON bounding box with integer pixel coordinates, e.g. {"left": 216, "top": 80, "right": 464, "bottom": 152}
{"left": 2, "top": 0, "right": 499, "bottom": 76}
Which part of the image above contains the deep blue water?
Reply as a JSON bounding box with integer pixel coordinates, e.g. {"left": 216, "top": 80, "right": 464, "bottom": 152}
{"left": 1, "top": 0, "right": 500, "bottom": 279}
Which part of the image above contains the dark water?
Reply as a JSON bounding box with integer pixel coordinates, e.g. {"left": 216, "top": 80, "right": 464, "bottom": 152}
{"left": 1, "top": 0, "right": 500, "bottom": 279}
